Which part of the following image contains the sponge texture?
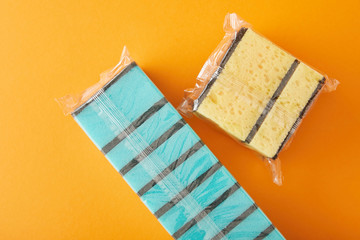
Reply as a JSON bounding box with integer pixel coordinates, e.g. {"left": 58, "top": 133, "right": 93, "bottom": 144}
{"left": 197, "top": 29, "right": 295, "bottom": 141}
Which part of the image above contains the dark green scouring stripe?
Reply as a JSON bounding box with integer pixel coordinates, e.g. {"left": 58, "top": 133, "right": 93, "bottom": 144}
{"left": 245, "top": 59, "right": 300, "bottom": 144}
{"left": 119, "top": 119, "right": 186, "bottom": 176}
{"left": 219, "top": 28, "right": 249, "bottom": 68}
{"left": 101, "top": 97, "right": 168, "bottom": 154}
{"left": 172, "top": 183, "right": 240, "bottom": 239}
{"left": 211, "top": 204, "right": 258, "bottom": 240}
{"left": 72, "top": 62, "right": 137, "bottom": 116}
{"left": 137, "top": 140, "right": 204, "bottom": 197}
{"left": 154, "top": 162, "right": 222, "bottom": 219}
{"left": 193, "top": 28, "right": 248, "bottom": 111}
{"left": 272, "top": 77, "right": 325, "bottom": 159}
{"left": 254, "top": 225, "right": 275, "bottom": 240}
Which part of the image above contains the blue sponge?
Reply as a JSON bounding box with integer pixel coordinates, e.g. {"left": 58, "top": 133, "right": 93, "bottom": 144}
{"left": 72, "top": 62, "right": 285, "bottom": 240}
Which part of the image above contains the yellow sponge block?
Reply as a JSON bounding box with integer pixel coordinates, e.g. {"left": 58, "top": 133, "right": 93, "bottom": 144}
{"left": 195, "top": 28, "right": 324, "bottom": 159}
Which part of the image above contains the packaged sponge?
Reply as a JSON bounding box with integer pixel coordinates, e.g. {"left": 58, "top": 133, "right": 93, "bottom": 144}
{"left": 179, "top": 13, "right": 338, "bottom": 185}
{"left": 56, "top": 47, "right": 285, "bottom": 239}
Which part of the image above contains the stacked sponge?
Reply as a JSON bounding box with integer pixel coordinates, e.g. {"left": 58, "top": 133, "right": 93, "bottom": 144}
{"left": 71, "top": 62, "right": 285, "bottom": 239}
{"left": 196, "top": 28, "right": 324, "bottom": 159}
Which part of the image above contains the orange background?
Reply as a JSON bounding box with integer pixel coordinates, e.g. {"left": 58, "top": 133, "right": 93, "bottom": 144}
{"left": 1, "top": 0, "right": 359, "bottom": 239}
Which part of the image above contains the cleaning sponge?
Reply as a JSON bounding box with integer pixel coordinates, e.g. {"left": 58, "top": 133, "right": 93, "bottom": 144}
{"left": 192, "top": 27, "right": 325, "bottom": 159}
{"left": 58, "top": 51, "right": 285, "bottom": 239}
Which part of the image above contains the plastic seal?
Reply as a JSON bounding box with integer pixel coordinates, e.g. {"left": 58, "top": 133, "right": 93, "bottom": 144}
{"left": 56, "top": 46, "right": 133, "bottom": 115}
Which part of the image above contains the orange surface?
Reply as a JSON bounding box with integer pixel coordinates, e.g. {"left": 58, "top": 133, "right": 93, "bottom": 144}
{"left": 1, "top": 0, "right": 359, "bottom": 239}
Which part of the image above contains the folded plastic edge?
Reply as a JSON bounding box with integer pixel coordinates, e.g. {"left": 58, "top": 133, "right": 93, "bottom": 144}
{"left": 55, "top": 46, "right": 133, "bottom": 116}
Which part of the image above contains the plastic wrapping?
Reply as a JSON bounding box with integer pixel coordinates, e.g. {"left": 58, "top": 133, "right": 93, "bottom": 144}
{"left": 56, "top": 47, "right": 285, "bottom": 239}
{"left": 178, "top": 13, "right": 339, "bottom": 185}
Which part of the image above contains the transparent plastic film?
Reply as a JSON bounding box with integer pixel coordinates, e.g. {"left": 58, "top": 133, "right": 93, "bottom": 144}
{"left": 56, "top": 48, "right": 285, "bottom": 239}
{"left": 178, "top": 13, "right": 339, "bottom": 185}
{"left": 56, "top": 46, "right": 133, "bottom": 115}
{"left": 178, "top": 14, "right": 252, "bottom": 116}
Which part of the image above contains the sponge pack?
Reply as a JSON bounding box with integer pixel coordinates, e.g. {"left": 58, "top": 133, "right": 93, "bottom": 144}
{"left": 179, "top": 13, "right": 338, "bottom": 184}
{"left": 57, "top": 48, "right": 285, "bottom": 240}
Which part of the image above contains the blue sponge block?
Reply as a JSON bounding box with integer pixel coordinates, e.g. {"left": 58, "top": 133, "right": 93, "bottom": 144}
{"left": 71, "top": 62, "right": 285, "bottom": 240}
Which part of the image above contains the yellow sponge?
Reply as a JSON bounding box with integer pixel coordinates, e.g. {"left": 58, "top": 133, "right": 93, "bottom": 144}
{"left": 250, "top": 63, "right": 324, "bottom": 158}
{"left": 195, "top": 28, "right": 324, "bottom": 159}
